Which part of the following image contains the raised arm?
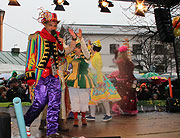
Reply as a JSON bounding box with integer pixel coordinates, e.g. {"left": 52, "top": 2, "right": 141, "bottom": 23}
{"left": 77, "top": 29, "right": 90, "bottom": 59}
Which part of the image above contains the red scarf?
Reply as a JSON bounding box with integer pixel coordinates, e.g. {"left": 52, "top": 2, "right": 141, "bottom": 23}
{"left": 36, "top": 28, "right": 63, "bottom": 51}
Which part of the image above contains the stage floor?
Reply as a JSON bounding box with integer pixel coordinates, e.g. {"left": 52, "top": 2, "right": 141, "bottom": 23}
{"left": 11, "top": 112, "right": 180, "bottom": 138}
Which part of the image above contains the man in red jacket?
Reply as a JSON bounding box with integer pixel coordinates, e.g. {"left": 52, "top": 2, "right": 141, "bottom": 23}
{"left": 24, "top": 9, "right": 77, "bottom": 137}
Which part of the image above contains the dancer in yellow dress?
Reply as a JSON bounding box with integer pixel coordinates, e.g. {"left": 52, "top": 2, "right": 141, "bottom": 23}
{"left": 87, "top": 40, "right": 121, "bottom": 121}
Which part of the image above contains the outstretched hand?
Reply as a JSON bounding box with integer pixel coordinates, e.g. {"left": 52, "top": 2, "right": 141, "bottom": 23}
{"left": 76, "top": 29, "right": 82, "bottom": 40}
{"left": 68, "top": 28, "right": 77, "bottom": 39}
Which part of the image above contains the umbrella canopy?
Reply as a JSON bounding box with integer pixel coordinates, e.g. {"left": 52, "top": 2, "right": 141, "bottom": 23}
{"left": 160, "top": 74, "right": 177, "bottom": 79}
{"left": 150, "top": 76, "right": 167, "bottom": 80}
{"left": 0, "top": 73, "right": 11, "bottom": 84}
{"left": 134, "top": 73, "right": 143, "bottom": 79}
{"left": 0, "top": 73, "right": 11, "bottom": 80}
{"left": 150, "top": 76, "right": 168, "bottom": 83}
{"left": 137, "top": 78, "right": 152, "bottom": 83}
{"left": 142, "top": 72, "right": 159, "bottom": 78}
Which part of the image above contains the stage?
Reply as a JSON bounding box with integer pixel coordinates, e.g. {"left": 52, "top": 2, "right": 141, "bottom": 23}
{"left": 10, "top": 112, "right": 180, "bottom": 138}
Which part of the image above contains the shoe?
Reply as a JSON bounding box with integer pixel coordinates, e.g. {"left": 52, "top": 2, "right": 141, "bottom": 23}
{"left": 39, "top": 119, "right": 46, "bottom": 130}
{"left": 86, "top": 115, "right": 95, "bottom": 121}
{"left": 46, "top": 132, "right": 63, "bottom": 138}
{"left": 26, "top": 126, "right": 31, "bottom": 137}
{"left": 58, "top": 119, "right": 69, "bottom": 131}
{"left": 73, "top": 119, "right": 79, "bottom": 127}
{"left": 81, "top": 117, "right": 87, "bottom": 126}
{"left": 102, "top": 115, "right": 112, "bottom": 122}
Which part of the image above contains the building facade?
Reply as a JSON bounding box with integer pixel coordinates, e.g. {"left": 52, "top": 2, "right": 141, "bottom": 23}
{"left": 64, "top": 24, "right": 163, "bottom": 73}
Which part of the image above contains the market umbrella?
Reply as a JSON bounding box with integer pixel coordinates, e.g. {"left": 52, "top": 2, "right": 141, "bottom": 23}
{"left": 160, "top": 74, "right": 177, "bottom": 79}
{"left": 134, "top": 73, "right": 143, "bottom": 79}
{"left": 0, "top": 73, "right": 11, "bottom": 80}
{"left": 142, "top": 72, "right": 160, "bottom": 78}
{"left": 0, "top": 73, "right": 11, "bottom": 84}
{"left": 150, "top": 76, "right": 168, "bottom": 82}
{"left": 137, "top": 78, "right": 152, "bottom": 83}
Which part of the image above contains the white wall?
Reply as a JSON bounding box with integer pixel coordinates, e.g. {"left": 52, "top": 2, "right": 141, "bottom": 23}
{"left": 83, "top": 34, "right": 136, "bottom": 67}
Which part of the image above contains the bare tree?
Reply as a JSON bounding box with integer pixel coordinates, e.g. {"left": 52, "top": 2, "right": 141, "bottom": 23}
{"left": 117, "top": 2, "right": 180, "bottom": 73}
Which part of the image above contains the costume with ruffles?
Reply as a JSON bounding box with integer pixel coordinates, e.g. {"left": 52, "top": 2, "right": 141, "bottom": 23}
{"left": 65, "top": 38, "right": 94, "bottom": 114}
{"left": 89, "top": 52, "right": 121, "bottom": 105}
{"left": 115, "top": 58, "right": 138, "bottom": 115}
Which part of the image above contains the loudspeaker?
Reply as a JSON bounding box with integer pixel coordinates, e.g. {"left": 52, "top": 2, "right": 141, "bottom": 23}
{"left": 154, "top": 8, "right": 174, "bottom": 43}
{"left": 166, "top": 98, "right": 180, "bottom": 112}
{"left": 0, "top": 112, "right": 11, "bottom": 138}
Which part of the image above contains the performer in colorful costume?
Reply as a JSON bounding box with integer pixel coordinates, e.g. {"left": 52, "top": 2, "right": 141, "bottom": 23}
{"left": 86, "top": 40, "right": 121, "bottom": 121}
{"left": 38, "top": 30, "right": 81, "bottom": 132}
{"left": 24, "top": 9, "right": 77, "bottom": 137}
{"left": 114, "top": 46, "right": 138, "bottom": 115}
{"left": 65, "top": 31, "right": 94, "bottom": 127}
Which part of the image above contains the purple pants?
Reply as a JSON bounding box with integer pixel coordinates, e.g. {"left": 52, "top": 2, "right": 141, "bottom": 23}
{"left": 24, "top": 75, "right": 61, "bottom": 135}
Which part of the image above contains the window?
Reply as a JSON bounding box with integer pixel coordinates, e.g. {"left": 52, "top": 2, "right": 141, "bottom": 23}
{"left": 155, "top": 44, "right": 164, "bottom": 55}
{"left": 132, "top": 44, "right": 142, "bottom": 55}
{"left": 110, "top": 44, "right": 119, "bottom": 54}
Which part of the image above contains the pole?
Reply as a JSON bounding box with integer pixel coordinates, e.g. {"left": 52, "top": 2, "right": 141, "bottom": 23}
{"left": 13, "top": 97, "right": 28, "bottom": 138}
{"left": 168, "top": 77, "right": 173, "bottom": 98}
{"left": 0, "top": 9, "right": 5, "bottom": 51}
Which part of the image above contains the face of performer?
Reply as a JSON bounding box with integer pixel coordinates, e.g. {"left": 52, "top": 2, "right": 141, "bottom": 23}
{"left": 44, "top": 21, "right": 58, "bottom": 34}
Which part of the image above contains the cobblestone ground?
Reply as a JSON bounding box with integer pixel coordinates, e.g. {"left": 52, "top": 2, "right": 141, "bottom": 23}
{"left": 10, "top": 112, "right": 180, "bottom": 138}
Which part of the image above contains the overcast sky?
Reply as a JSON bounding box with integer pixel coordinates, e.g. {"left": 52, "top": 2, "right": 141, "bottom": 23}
{"left": 0, "top": 0, "right": 155, "bottom": 51}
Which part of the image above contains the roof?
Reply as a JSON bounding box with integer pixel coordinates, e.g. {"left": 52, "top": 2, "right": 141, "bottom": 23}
{"left": 0, "top": 51, "right": 26, "bottom": 66}
{"left": 64, "top": 24, "right": 157, "bottom": 35}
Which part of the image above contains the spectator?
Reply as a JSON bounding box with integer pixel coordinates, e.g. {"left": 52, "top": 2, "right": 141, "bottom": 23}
{"left": 0, "top": 86, "right": 7, "bottom": 102}
{"left": 6, "top": 79, "right": 23, "bottom": 102}
{"left": 152, "top": 93, "right": 158, "bottom": 100}
{"left": 19, "top": 81, "right": 31, "bottom": 102}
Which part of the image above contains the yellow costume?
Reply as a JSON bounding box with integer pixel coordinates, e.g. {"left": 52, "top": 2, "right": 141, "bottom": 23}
{"left": 89, "top": 52, "right": 121, "bottom": 105}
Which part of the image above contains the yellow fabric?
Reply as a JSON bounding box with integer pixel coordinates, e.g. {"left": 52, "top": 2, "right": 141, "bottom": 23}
{"left": 67, "top": 61, "right": 79, "bottom": 80}
{"left": 84, "top": 75, "right": 90, "bottom": 88}
{"left": 73, "top": 79, "right": 79, "bottom": 88}
{"left": 91, "top": 52, "right": 103, "bottom": 83}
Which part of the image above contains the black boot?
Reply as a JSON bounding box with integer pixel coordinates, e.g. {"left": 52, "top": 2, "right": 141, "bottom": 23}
{"left": 58, "top": 119, "right": 69, "bottom": 131}
{"left": 39, "top": 119, "right": 46, "bottom": 130}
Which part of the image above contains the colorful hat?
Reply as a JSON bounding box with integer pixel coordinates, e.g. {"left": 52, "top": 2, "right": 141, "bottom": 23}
{"left": 38, "top": 8, "right": 60, "bottom": 24}
{"left": 118, "top": 46, "right": 128, "bottom": 52}
{"left": 92, "top": 40, "right": 102, "bottom": 48}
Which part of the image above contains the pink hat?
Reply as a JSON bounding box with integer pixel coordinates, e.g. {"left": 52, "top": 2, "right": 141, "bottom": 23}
{"left": 118, "top": 46, "right": 128, "bottom": 52}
